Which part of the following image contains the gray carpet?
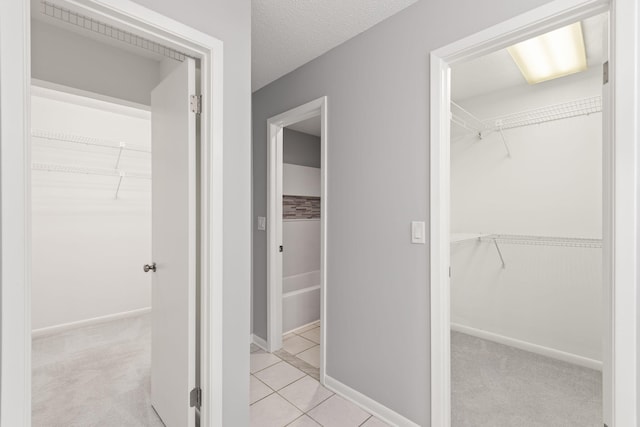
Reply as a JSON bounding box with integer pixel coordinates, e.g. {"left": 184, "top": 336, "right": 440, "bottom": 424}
{"left": 32, "top": 314, "right": 165, "bottom": 427}
{"left": 452, "top": 331, "right": 602, "bottom": 427}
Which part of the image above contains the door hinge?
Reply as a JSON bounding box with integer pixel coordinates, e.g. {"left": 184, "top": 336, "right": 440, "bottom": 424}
{"left": 190, "top": 386, "right": 202, "bottom": 409}
{"left": 279, "top": 245, "right": 284, "bottom": 253}
{"left": 190, "top": 94, "right": 202, "bottom": 114}
{"left": 603, "top": 61, "right": 609, "bottom": 85}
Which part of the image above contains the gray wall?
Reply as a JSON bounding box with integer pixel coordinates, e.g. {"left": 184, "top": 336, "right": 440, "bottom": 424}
{"left": 129, "top": 0, "right": 251, "bottom": 424}
{"left": 31, "top": 20, "right": 162, "bottom": 105}
{"left": 252, "top": 0, "right": 551, "bottom": 424}
{"left": 284, "top": 128, "right": 321, "bottom": 168}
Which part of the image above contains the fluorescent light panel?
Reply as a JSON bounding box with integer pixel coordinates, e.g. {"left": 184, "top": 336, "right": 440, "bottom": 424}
{"left": 508, "top": 22, "right": 587, "bottom": 84}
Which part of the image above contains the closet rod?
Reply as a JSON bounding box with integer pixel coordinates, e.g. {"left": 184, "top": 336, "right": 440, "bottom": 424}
{"left": 32, "top": 129, "right": 151, "bottom": 154}
{"left": 32, "top": 162, "right": 151, "bottom": 180}
{"left": 40, "top": 1, "right": 195, "bottom": 62}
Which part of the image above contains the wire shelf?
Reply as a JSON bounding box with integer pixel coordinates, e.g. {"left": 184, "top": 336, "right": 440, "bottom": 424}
{"left": 32, "top": 129, "right": 151, "bottom": 154}
{"left": 40, "top": 1, "right": 193, "bottom": 62}
{"left": 480, "top": 234, "right": 602, "bottom": 249}
{"left": 32, "top": 162, "right": 151, "bottom": 180}
{"left": 450, "top": 102, "right": 487, "bottom": 136}
{"left": 485, "top": 96, "right": 602, "bottom": 131}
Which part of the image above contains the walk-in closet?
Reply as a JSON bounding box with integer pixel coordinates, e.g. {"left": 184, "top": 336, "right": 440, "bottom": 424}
{"left": 30, "top": 1, "right": 198, "bottom": 425}
{"left": 449, "top": 13, "right": 606, "bottom": 426}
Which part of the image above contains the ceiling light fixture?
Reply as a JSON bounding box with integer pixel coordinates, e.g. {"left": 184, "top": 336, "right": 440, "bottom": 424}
{"left": 507, "top": 22, "right": 587, "bottom": 84}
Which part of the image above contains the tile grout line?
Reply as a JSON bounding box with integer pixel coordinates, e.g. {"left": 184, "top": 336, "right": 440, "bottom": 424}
{"left": 358, "top": 415, "right": 373, "bottom": 426}
{"left": 251, "top": 324, "right": 340, "bottom": 427}
{"left": 251, "top": 350, "right": 345, "bottom": 426}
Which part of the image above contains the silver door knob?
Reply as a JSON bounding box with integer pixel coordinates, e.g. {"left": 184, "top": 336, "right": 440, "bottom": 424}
{"left": 143, "top": 263, "right": 156, "bottom": 273}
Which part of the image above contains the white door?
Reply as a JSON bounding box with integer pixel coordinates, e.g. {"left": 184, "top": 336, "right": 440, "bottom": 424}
{"left": 149, "top": 57, "right": 197, "bottom": 427}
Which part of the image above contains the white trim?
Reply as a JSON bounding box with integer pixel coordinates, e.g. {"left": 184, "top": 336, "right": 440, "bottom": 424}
{"left": 430, "top": 1, "right": 639, "bottom": 426}
{"left": 324, "top": 376, "right": 420, "bottom": 427}
{"left": 283, "top": 285, "right": 321, "bottom": 299}
{"left": 1, "top": 0, "right": 225, "bottom": 425}
{"left": 267, "top": 97, "right": 328, "bottom": 385}
{"left": 251, "top": 334, "right": 269, "bottom": 352}
{"left": 32, "top": 307, "right": 152, "bottom": 338}
{"left": 284, "top": 319, "right": 320, "bottom": 335}
{"left": 451, "top": 323, "right": 603, "bottom": 371}
{"left": 0, "top": 1, "right": 31, "bottom": 425}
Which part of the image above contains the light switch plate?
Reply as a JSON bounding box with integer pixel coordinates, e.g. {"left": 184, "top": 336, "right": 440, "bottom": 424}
{"left": 411, "top": 221, "right": 426, "bottom": 244}
{"left": 257, "top": 216, "right": 266, "bottom": 231}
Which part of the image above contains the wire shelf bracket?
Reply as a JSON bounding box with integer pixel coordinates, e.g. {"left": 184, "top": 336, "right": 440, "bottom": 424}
{"left": 492, "top": 238, "right": 506, "bottom": 268}
{"left": 114, "top": 172, "right": 125, "bottom": 199}
{"left": 450, "top": 102, "right": 487, "bottom": 139}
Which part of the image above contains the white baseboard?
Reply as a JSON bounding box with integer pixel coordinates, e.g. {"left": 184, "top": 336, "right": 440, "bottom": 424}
{"left": 32, "top": 307, "right": 151, "bottom": 338}
{"left": 284, "top": 319, "right": 320, "bottom": 335}
{"left": 451, "top": 323, "right": 602, "bottom": 371}
{"left": 324, "top": 375, "right": 420, "bottom": 427}
{"left": 251, "top": 334, "right": 269, "bottom": 351}
{"left": 283, "top": 285, "right": 321, "bottom": 299}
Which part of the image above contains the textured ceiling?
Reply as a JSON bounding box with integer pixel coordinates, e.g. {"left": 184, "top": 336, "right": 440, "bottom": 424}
{"left": 451, "top": 13, "right": 606, "bottom": 101}
{"left": 252, "top": 0, "right": 418, "bottom": 91}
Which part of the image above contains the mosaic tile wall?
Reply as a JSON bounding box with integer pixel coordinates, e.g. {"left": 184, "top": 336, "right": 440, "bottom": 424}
{"left": 283, "top": 195, "right": 321, "bottom": 219}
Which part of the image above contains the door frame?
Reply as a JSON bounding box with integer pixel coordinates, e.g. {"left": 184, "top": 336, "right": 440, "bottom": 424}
{"left": 266, "top": 97, "right": 328, "bottom": 383}
{"left": 0, "top": 0, "right": 224, "bottom": 425}
{"left": 429, "top": 0, "right": 639, "bottom": 426}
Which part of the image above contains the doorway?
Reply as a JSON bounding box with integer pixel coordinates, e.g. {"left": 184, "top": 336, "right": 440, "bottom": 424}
{"left": 429, "top": 0, "right": 639, "bottom": 426}
{"left": 448, "top": 12, "right": 605, "bottom": 425}
{"left": 1, "top": 0, "right": 224, "bottom": 424}
{"left": 265, "top": 97, "right": 327, "bottom": 383}
{"left": 30, "top": 4, "right": 199, "bottom": 423}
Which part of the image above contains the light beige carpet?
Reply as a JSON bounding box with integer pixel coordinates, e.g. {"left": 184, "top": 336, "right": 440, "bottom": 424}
{"left": 452, "top": 331, "right": 602, "bottom": 427}
{"left": 32, "top": 314, "right": 164, "bottom": 427}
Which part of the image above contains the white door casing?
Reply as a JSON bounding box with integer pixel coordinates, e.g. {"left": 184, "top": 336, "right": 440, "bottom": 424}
{"left": 267, "top": 97, "right": 328, "bottom": 383}
{"left": 601, "top": 13, "right": 613, "bottom": 426}
{"left": 150, "top": 57, "right": 197, "bottom": 427}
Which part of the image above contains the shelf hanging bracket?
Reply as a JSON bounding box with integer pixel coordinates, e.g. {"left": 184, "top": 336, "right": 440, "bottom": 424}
{"left": 492, "top": 238, "right": 506, "bottom": 269}
{"left": 495, "top": 121, "right": 512, "bottom": 158}
{"left": 114, "top": 142, "right": 126, "bottom": 169}
{"left": 115, "top": 172, "right": 125, "bottom": 200}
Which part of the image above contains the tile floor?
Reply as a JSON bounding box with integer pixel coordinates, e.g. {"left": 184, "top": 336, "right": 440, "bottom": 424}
{"left": 250, "top": 322, "right": 389, "bottom": 427}
{"left": 283, "top": 322, "right": 321, "bottom": 372}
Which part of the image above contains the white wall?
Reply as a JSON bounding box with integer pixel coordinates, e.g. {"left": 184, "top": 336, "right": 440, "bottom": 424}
{"left": 283, "top": 164, "right": 321, "bottom": 197}
{"left": 283, "top": 163, "right": 320, "bottom": 332}
{"left": 31, "top": 87, "right": 151, "bottom": 331}
{"left": 452, "top": 69, "right": 602, "bottom": 238}
{"left": 31, "top": 19, "right": 162, "bottom": 106}
{"left": 451, "top": 71, "right": 603, "bottom": 365}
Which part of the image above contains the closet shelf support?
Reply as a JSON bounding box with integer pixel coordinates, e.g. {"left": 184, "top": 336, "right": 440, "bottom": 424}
{"left": 492, "top": 238, "right": 506, "bottom": 269}
{"left": 496, "top": 124, "right": 512, "bottom": 159}
{"left": 114, "top": 172, "right": 125, "bottom": 200}
{"left": 114, "top": 143, "right": 125, "bottom": 169}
